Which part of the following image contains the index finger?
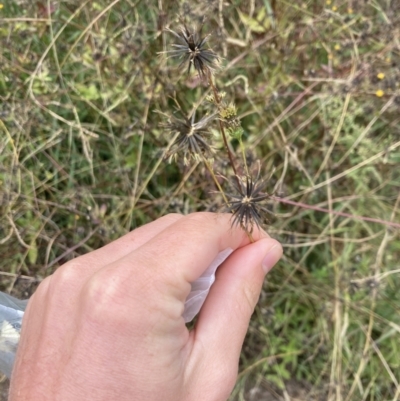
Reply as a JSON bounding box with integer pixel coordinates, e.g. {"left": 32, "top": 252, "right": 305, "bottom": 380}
{"left": 71, "top": 213, "right": 183, "bottom": 271}
{"left": 120, "top": 212, "right": 269, "bottom": 292}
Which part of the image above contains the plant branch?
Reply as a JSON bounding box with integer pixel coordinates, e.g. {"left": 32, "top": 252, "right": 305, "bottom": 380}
{"left": 206, "top": 70, "right": 242, "bottom": 193}
{"left": 272, "top": 196, "right": 400, "bottom": 229}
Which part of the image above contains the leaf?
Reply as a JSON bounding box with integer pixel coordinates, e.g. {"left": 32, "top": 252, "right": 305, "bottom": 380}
{"left": 28, "top": 238, "right": 38, "bottom": 265}
{"left": 238, "top": 8, "right": 271, "bottom": 33}
{"left": 75, "top": 83, "right": 100, "bottom": 101}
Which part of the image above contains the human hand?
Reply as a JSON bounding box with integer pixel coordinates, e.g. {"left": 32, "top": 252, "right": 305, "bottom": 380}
{"left": 10, "top": 213, "right": 282, "bottom": 401}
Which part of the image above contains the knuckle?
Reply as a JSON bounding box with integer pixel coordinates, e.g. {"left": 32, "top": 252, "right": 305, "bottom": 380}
{"left": 48, "top": 262, "right": 82, "bottom": 294}
{"left": 84, "top": 272, "right": 122, "bottom": 310}
{"left": 82, "top": 265, "right": 181, "bottom": 328}
{"left": 81, "top": 273, "right": 123, "bottom": 325}
{"left": 81, "top": 266, "right": 149, "bottom": 323}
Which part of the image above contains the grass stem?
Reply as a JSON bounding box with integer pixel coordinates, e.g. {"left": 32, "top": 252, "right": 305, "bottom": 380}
{"left": 203, "top": 158, "right": 229, "bottom": 205}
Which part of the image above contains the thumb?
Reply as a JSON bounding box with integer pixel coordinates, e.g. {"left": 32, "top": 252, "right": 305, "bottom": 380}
{"left": 192, "top": 238, "right": 282, "bottom": 374}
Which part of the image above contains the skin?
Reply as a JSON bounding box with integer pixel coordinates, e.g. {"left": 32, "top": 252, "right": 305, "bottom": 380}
{"left": 9, "top": 212, "right": 282, "bottom": 401}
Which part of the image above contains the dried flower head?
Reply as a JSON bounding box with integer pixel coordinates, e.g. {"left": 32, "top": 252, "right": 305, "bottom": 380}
{"left": 162, "top": 112, "right": 216, "bottom": 165}
{"left": 164, "top": 23, "right": 219, "bottom": 79}
{"left": 227, "top": 172, "right": 272, "bottom": 233}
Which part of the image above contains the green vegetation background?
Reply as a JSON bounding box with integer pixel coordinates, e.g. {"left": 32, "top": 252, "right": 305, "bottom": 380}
{"left": 1, "top": 0, "right": 399, "bottom": 399}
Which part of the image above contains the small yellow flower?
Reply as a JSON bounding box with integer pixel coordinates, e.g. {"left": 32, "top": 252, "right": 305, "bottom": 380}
{"left": 332, "top": 5, "right": 338, "bottom": 11}
{"left": 0, "top": 4, "right": 4, "bottom": 9}
{"left": 219, "top": 102, "right": 237, "bottom": 120}
{"left": 334, "top": 44, "right": 341, "bottom": 51}
{"left": 348, "top": 8, "right": 353, "bottom": 14}
{"left": 326, "top": 0, "right": 331, "bottom": 4}
{"left": 375, "top": 90, "right": 384, "bottom": 97}
{"left": 75, "top": 214, "right": 80, "bottom": 220}
{"left": 377, "top": 72, "right": 385, "bottom": 80}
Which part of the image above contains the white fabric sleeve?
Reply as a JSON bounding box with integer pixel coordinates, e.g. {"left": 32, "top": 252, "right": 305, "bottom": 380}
{"left": 183, "top": 248, "right": 233, "bottom": 323}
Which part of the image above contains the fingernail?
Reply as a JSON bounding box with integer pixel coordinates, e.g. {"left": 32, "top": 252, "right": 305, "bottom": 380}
{"left": 262, "top": 243, "right": 282, "bottom": 274}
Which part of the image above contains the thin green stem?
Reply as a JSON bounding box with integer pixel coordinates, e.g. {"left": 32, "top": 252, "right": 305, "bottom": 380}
{"left": 239, "top": 137, "right": 249, "bottom": 176}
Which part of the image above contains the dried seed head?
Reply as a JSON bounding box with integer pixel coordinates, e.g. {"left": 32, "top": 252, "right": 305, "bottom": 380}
{"left": 162, "top": 112, "right": 216, "bottom": 165}
{"left": 227, "top": 172, "right": 272, "bottom": 233}
{"left": 163, "top": 23, "right": 219, "bottom": 79}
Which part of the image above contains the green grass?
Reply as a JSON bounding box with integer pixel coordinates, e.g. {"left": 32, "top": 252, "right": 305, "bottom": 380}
{"left": 1, "top": 0, "right": 400, "bottom": 399}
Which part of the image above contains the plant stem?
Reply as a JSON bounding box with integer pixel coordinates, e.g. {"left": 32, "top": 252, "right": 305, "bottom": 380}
{"left": 205, "top": 71, "right": 254, "bottom": 243}
{"left": 272, "top": 196, "right": 400, "bottom": 229}
{"left": 203, "top": 158, "right": 229, "bottom": 205}
{"left": 239, "top": 137, "right": 249, "bottom": 176}
{"left": 207, "top": 70, "right": 242, "bottom": 193}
